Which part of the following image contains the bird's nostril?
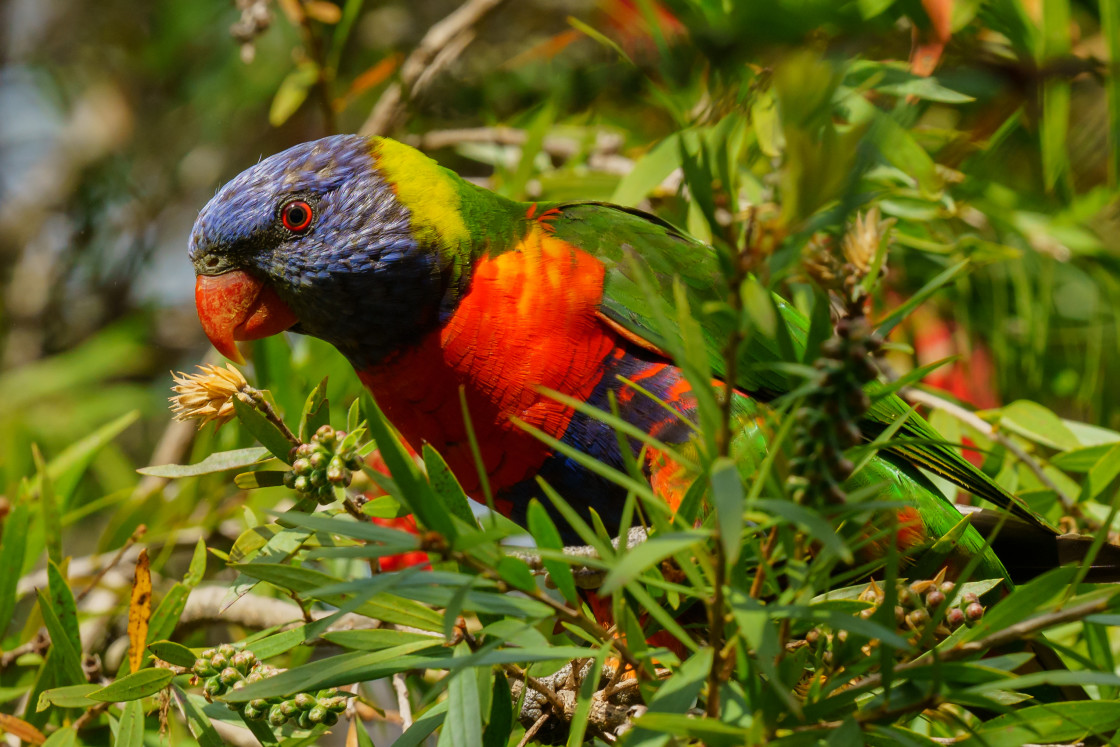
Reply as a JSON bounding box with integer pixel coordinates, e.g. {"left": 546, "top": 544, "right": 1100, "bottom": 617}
{"left": 205, "top": 256, "right": 219, "bottom": 269}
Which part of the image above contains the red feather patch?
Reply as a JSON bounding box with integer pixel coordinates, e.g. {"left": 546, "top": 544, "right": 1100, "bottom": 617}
{"left": 358, "top": 227, "right": 615, "bottom": 497}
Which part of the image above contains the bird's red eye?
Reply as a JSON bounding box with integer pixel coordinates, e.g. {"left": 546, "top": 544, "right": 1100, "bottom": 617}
{"left": 281, "top": 200, "right": 313, "bottom": 233}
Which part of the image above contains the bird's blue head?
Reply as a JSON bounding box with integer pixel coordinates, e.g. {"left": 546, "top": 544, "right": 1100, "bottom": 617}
{"left": 189, "top": 134, "right": 452, "bottom": 367}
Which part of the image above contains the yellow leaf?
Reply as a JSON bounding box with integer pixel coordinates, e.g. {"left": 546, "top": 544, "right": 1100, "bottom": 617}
{"left": 0, "top": 713, "right": 47, "bottom": 744}
{"left": 127, "top": 547, "right": 152, "bottom": 674}
{"left": 304, "top": 0, "right": 342, "bottom": 24}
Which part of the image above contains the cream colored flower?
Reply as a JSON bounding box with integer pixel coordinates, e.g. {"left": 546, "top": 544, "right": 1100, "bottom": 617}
{"left": 841, "top": 206, "right": 892, "bottom": 275}
{"left": 169, "top": 364, "right": 250, "bottom": 428}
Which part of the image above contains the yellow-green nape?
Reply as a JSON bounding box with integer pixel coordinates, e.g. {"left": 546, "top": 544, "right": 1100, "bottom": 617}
{"left": 370, "top": 137, "right": 470, "bottom": 248}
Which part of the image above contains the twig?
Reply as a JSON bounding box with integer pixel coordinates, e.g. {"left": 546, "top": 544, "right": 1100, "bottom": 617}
{"left": 0, "top": 632, "right": 48, "bottom": 668}
{"left": 504, "top": 665, "right": 571, "bottom": 717}
{"left": 517, "top": 713, "right": 550, "bottom": 747}
{"left": 76, "top": 525, "right": 146, "bottom": 603}
{"left": 244, "top": 390, "right": 300, "bottom": 447}
{"left": 359, "top": 0, "right": 507, "bottom": 136}
{"left": 901, "top": 387, "right": 1094, "bottom": 529}
{"left": 449, "top": 549, "right": 644, "bottom": 675}
{"left": 839, "top": 593, "right": 1115, "bottom": 697}
{"left": 73, "top": 701, "right": 111, "bottom": 731}
{"left": 391, "top": 672, "right": 413, "bottom": 730}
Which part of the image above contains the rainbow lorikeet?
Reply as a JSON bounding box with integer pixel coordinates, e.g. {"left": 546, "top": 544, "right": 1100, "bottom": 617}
{"left": 188, "top": 134, "right": 1111, "bottom": 585}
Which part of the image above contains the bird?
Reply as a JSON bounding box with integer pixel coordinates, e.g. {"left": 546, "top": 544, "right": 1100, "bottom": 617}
{"left": 188, "top": 133, "right": 1116, "bottom": 586}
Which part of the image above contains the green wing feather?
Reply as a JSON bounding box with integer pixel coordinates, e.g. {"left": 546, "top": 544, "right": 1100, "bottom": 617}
{"left": 542, "top": 201, "right": 1053, "bottom": 533}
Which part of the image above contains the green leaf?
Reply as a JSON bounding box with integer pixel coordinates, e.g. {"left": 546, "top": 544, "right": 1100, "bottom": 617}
{"left": 599, "top": 532, "right": 705, "bottom": 595}
{"left": 172, "top": 686, "right": 226, "bottom": 747}
{"left": 395, "top": 701, "right": 448, "bottom": 747}
{"left": 234, "top": 470, "right": 288, "bottom": 489}
{"left": 270, "top": 61, "right": 319, "bottom": 127}
{"left": 147, "top": 583, "right": 190, "bottom": 650}
{"left": 998, "top": 400, "right": 1080, "bottom": 451}
{"left": 321, "top": 628, "right": 438, "bottom": 651}
{"left": 526, "top": 500, "right": 578, "bottom": 605}
{"left": 37, "top": 684, "right": 99, "bottom": 711}
{"left": 88, "top": 668, "right": 174, "bottom": 702}
{"left": 230, "top": 562, "right": 441, "bottom": 630}
{"left": 875, "top": 260, "right": 969, "bottom": 337}
{"left": 1052, "top": 443, "right": 1118, "bottom": 472}
{"left": 233, "top": 397, "right": 295, "bottom": 462}
{"left": 274, "top": 509, "right": 420, "bottom": 547}
{"left": 185, "top": 538, "right": 207, "bottom": 588}
{"left": 363, "top": 396, "right": 453, "bottom": 537}
{"left": 483, "top": 670, "right": 512, "bottom": 747}
{"left": 148, "top": 640, "right": 198, "bottom": 669}
{"left": 45, "top": 561, "right": 81, "bottom": 670}
{"left": 971, "top": 700, "right": 1120, "bottom": 745}
{"left": 36, "top": 588, "right": 85, "bottom": 686}
{"left": 612, "top": 132, "right": 686, "bottom": 206}
{"left": 1081, "top": 442, "right": 1120, "bottom": 501}
{"left": 495, "top": 557, "right": 536, "bottom": 594}
{"left": 116, "top": 699, "right": 145, "bottom": 747}
{"left": 41, "top": 727, "right": 77, "bottom": 747}
{"left": 845, "top": 61, "right": 974, "bottom": 103}
{"left": 225, "top": 641, "right": 446, "bottom": 702}
{"left": 138, "top": 447, "right": 271, "bottom": 477}
{"left": 34, "top": 446, "right": 62, "bottom": 567}
{"left": 710, "top": 457, "right": 744, "bottom": 565}
{"left": 424, "top": 444, "right": 478, "bottom": 529}
{"left": 438, "top": 645, "right": 482, "bottom": 747}
{"left": 0, "top": 499, "right": 29, "bottom": 635}
{"left": 299, "top": 377, "right": 330, "bottom": 442}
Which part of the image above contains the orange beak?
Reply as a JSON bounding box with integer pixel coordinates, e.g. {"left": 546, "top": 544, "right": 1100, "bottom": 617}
{"left": 194, "top": 271, "right": 299, "bottom": 364}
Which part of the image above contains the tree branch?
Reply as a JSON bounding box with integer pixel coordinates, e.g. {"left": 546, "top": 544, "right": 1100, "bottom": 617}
{"left": 359, "top": 0, "right": 507, "bottom": 136}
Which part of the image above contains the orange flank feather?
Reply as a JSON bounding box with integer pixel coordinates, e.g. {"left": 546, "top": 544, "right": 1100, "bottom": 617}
{"left": 358, "top": 227, "right": 616, "bottom": 501}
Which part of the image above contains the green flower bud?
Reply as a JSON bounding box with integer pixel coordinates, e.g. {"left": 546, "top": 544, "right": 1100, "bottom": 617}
{"left": 219, "top": 667, "right": 242, "bottom": 686}
{"left": 204, "top": 677, "right": 223, "bottom": 697}
{"left": 322, "top": 710, "right": 339, "bottom": 726}
{"left": 268, "top": 704, "right": 287, "bottom": 726}
{"left": 309, "top": 705, "right": 328, "bottom": 724}
{"left": 192, "top": 658, "right": 216, "bottom": 677}
{"left": 243, "top": 704, "right": 263, "bottom": 720}
{"left": 294, "top": 475, "right": 311, "bottom": 493}
{"left": 294, "top": 692, "right": 316, "bottom": 710}
{"left": 232, "top": 650, "right": 256, "bottom": 673}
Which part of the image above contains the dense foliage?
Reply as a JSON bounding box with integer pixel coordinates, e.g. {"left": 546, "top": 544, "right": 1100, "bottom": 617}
{"left": 4, "top": 0, "right": 1120, "bottom": 744}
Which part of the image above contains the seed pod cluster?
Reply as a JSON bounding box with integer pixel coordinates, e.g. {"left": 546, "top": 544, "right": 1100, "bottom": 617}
{"left": 793, "top": 574, "right": 987, "bottom": 672}
{"left": 190, "top": 644, "right": 347, "bottom": 728}
{"left": 283, "top": 425, "right": 364, "bottom": 504}
{"left": 856, "top": 575, "right": 986, "bottom": 644}
{"left": 790, "top": 316, "right": 883, "bottom": 504}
